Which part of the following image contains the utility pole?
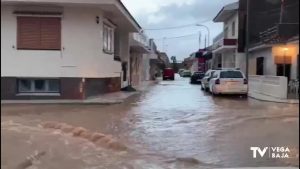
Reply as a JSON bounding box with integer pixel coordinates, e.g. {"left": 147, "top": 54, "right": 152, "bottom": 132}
{"left": 199, "top": 31, "right": 202, "bottom": 49}
{"left": 245, "top": 0, "right": 250, "bottom": 80}
{"left": 204, "top": 35, "right": 207, "bottom": 49}
{"left": 279, "top": 0, "right": 285, "bottom": 23}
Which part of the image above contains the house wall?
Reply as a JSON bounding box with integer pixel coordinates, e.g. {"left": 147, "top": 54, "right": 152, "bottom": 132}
{"left": 223, "top": 12, "right": 239, "bottom": 39}
{"left": 249, "top": 44, "right": 299, "bottom": 79}
{"left": 142, "top": 54, "right": 150, "bottom": 81}
{"left": 1, "top": 5, "right": 131, "bottom": 99}
{"left": 119, "top": 31, "right": 130, "bottom": 88}
{"left": 235, "top": 52, "right": 246, "bottom": 73}
{"left": 249, "top": 48, "right": 274, "bottom": 76}
{"left": 221, "top": 50, "right": 236, "bottom": 68}
{"left": 1, "top": 5, "right": 122, "bottom": 78}
{"left": 272, "top": 44, "right": 299, "bottom": 79}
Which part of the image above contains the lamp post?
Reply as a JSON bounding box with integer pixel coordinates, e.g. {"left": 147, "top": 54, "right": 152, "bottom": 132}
{"left": 195, "top": 24, "right": 210, "bottom": 48}
{"left": 283, "top": 47, "right": 288, "bottom": 77}
{"left": 245, "top": 0, "right": 250, "bottom": 81}
{"left": 199, "top": 31, "right": 202, "bottom": 49}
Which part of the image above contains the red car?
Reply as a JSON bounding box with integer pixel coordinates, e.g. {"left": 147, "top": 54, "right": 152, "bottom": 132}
{"left": 163, "top": 68, "right": 175, "bottom": 80}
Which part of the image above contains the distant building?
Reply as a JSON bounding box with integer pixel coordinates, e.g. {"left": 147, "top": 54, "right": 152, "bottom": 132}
{"left": 212, "top": 2, "right": 246, "bottom": 73}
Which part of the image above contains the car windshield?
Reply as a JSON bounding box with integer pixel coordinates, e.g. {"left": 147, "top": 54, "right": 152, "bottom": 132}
{"left": 220, "top": 71, "right": 243, "bottom": 78}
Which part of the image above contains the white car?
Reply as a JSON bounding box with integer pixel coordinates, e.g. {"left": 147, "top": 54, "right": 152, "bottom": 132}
{"left": 201, "top": 69, "right": 217, "bottom": 91}
{"left": 208, "top": 69, "right": 248, "bottom": 95}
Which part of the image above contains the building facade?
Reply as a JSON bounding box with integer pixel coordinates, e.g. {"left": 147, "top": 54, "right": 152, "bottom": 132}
{"left": 212, "top": 2, "right": 246, "bottom": 73}
{"left": 1, "top": 0, "right": 141, "bottom": 100}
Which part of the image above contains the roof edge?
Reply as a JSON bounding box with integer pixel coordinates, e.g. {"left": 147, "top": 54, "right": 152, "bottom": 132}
{"left": 117, "top": 0, "right": 142, "bottom": 30}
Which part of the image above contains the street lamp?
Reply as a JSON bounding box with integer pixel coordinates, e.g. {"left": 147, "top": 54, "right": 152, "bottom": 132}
{"left": 283, "top": 47, "right": 288, "bottom": 77}
{"left": 195, "top": 24, "right": 210, "bottom": 48}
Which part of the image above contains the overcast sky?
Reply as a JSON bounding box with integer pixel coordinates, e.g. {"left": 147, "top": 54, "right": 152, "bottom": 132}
{"left": 122, "top": 0, "right": 237, "bottom": 61}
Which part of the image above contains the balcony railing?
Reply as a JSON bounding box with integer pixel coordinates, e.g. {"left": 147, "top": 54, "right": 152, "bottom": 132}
{"left": 213, "top": 32, "right": 224, "bottom": 43}
{"left": 212, "top": 32, "right": 237, "bottom": 51}
{"left": 130, "top": 32, "right": 149, "bottom": 48}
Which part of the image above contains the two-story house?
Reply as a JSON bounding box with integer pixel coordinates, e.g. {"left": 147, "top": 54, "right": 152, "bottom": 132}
{"left": 1, "top": 0, "right": 142, "bottom": 100}
{"left": 212, "top": 1, "right": 246, "bottom": 73}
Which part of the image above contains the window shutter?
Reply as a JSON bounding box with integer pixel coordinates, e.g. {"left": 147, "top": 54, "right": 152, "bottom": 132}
{"left": 40, "top": 17, "right": 61, "bottom": 50}
{"left": 17, "top": 17, "right": 61, "bottom": 50}
{"left": 17, "top": 17, "right": 41, "bottom": 49}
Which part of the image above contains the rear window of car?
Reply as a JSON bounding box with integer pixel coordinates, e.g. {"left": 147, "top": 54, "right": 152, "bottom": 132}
{"left": 220, "top": 71, "right": 243, "bottom": 78}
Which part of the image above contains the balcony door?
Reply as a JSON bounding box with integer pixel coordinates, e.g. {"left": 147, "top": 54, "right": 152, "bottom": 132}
{"left": 277, "top": 64, "right": 291, "bottom": 81}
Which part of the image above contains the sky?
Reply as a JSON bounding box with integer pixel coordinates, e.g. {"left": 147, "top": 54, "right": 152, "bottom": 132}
{"left": 122, "top": 0, "right": 237, "bottom": 61}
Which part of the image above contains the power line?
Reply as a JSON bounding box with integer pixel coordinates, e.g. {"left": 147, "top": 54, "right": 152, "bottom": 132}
{"left": 143, "top": 19, "right": 211, "bottom": 31}
{"left": 153, "top": 33, "right": 199, "bottom": 41}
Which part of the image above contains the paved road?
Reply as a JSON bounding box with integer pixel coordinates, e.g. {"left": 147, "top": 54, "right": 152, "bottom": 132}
{"left": 1, "top": 75, "right": 299, "bottom": 169}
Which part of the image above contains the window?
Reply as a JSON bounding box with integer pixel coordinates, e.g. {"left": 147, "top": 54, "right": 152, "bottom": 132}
{"left": 17, "top": 17, "right": 61, "bottom": 50}
{"left": 103, "top": 24, "right": 114, "bottom": 53}
{"left": 220, "top": 71, "right": 244, "bottom": 78}
{"left": 224, "top": 27, "right": 229, "bottom": 38}
{"left": 232, "top": 21, "right": 236, "bottom": 36}
{"left": 18, "top": 79, "right": 60, "bottom": 93}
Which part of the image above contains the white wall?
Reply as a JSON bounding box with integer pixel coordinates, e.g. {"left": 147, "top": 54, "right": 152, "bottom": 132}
{"left": 222, "top": 50, "right": 235, "bottom": 68}
{"left": 249, "top": 48, "right": 275, "bottom": 76}
{"left": 249, "top": 75, "right": 288, "bottom": 99}
{"left": 223, "top": 12, "right": 239, "bottom": 39}
{"left": 142, "top": 54, "right": 150, "bottom": 81}
{"left": 1, "top": 5, "right": 122, "bottom": 78}
{"left": 249, "top": 45, "right": 299, "bottom": 79}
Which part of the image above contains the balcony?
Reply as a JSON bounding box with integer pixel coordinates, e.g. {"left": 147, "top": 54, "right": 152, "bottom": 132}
{"left": 212, "top": 32, "right": 237, "bottom": 54}
{"left": 130, "top": 32, "right": 151, "bottom": 53}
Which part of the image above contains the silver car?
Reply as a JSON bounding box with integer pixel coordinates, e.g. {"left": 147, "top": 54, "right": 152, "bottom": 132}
{"left": 201, "top": 69, "right": 216, "bottom": 91}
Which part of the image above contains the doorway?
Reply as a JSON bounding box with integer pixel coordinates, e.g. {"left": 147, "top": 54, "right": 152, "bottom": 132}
{"left": 277, "top": 64, "right": 291, "bottom": 80}
{"left": 256, "top": 57, "right": 264, "bottom": 75}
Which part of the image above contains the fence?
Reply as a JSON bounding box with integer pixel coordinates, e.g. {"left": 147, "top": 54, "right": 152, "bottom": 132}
{"left": 249, "top": 75, "right": 288, "bottom": 99}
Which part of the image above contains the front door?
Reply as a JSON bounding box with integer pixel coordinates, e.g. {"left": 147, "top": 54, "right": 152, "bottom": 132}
{"left": 256, "top": 57, "right": 264, "bottom": 75}
{"left": 277, "top": 64, "right": 291, "bottom": 81}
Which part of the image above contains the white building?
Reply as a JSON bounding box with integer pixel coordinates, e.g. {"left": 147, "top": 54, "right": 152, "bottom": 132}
{"left": 248, "top": 36, "right": 299, "bottom": 101}
{"left": 212, "top": 2, "right": 246, "bottom": 73}
{"left": 1, "top": 0, "right": 141, "bottom": 100}
{"left": 129, "top": 32, "right": 151, "bottom": 87}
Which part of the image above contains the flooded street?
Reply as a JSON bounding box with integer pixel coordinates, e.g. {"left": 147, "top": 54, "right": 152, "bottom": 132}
{"left": 1, "top": 75, "right": 299, "bottom": 169}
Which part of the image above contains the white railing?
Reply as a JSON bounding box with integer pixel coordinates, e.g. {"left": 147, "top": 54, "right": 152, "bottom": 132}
{"left": 249, "top": 75, "right": 288, "bottom": 99}
{"left": 131, "top": 32, "right": 149, "bottom": 48}
{"left": 213, "top": 32, "right": 224, "bottom": 43}
{"left": 212, "top": 32, "right": 224, "bottom": 50}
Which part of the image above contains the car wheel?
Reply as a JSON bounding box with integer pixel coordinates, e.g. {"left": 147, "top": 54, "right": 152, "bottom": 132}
{"left": 163, "top": 77, "right": 166, "bottom": 80}
{"left": 171, "top": 77, "right": 175, "bottom": 80}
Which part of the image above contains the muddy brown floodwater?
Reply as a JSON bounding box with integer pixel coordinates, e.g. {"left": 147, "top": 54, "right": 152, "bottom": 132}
{"left": 1, "top": 75, "right": 299, "bottom": 169}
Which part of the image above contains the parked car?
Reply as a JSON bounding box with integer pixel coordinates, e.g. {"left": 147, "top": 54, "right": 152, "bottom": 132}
{"left": 181, "top": 70, "right": 192, "bottom": 77}
{"left": 178, "top": 69, "right": 185, "bottom": 77}
{"left": 190, "top": 72, "right": 205, "bottom": 84}
{"left": 201, "top": 69, "right": 217, "bottom": 91}
{"left": 208, "top": 69, "right": 248, "bottom": 95}
{"left": 163, "top": 68, "right": 175, "bottom": 80}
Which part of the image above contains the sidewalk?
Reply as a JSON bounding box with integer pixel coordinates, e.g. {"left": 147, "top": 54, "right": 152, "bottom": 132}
{"left": 248, "top": 92, "right": 299, "bottom": 104}
{"left": 1, "top": 80, "right": 158, "bottom": 105}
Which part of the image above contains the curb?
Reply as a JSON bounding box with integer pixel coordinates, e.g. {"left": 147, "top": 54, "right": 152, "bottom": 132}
{"left": 248, "top": 93, "right": 299, "bottom": 104}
